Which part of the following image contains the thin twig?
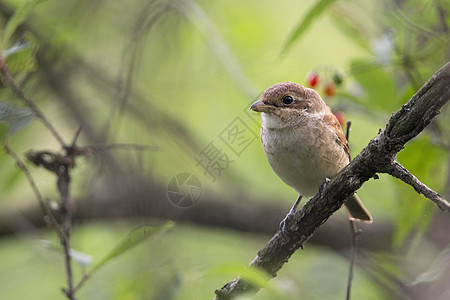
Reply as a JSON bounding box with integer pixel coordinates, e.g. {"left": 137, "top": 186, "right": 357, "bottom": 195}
{"left": 70, "top": 125, "right": 83, "bottom": 148}
{"left": 24, "top": 140, "right": 158, "bottom": 298}
{"left": 345, "top": 120, "right": 351, "bottom": 141}
{"left": 0, "top": 63, "right": 66, "bottom": 146}
{"left": 73, "top": 273, "right": 92, "bottom": 294}
{"left": 0, "top": 42, "right": 158, "bottom": 298}
{"left": 26, "top": 149, "right": 76, "bottom": 298}
{"left": 58, "top": 163, "right": 75, "bottom": 300}
{"left": 1, "top": 57, "right": 76, "bottom": 299}
{"left": 388, "top": 160, "right": 450, "bottom": 212}
{"left": 3, "top": 143, "right": 63, "bottom": 237}
{"left": 346, "top": 220, "right": 359, "bottom": 300}
{"left": 79, "top": 143, "right": 160, "bottom": 154}
{"left": 344, "top": 120, "right": 358, "bottom": 300}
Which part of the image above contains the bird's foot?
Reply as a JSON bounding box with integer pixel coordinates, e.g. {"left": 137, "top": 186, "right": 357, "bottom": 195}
{"left": 279, "top": 210, "right": 295, "bottom": 235}
{"left": 319, "top": 178, "right": 331, "bottom": 196}
{"left": 279, "top": 195, "right": 303, "bottom": 235}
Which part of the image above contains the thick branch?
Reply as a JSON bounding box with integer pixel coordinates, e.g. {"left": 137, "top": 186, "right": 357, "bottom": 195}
{"left": 214, "top": 63, "right": 450, "bottom": 299}
{"left": 383, "top": 62, "right": 450, "bottom": 151}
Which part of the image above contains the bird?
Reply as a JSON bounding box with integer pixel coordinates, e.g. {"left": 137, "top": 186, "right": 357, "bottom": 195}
{"left": 250, "top": 81, "right": 372, "bottom": 225}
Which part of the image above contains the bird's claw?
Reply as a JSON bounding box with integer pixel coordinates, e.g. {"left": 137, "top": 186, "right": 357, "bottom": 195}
{"left": 279, "top": 195, "right": 303, "bottom": 235}
{"left": 279, "top": 211, "right": 295, "bottom": 235}
{"left": 319, "top": 177, "right": 330, "bottom": 195}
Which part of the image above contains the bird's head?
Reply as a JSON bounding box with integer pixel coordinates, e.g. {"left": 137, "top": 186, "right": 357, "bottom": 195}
{"left": 251, "top": 82, "right": 328, "bottom": 128}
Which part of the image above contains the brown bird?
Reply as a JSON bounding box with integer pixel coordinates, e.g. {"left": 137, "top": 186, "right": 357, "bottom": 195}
{"left": 251, "top": 82, "right": 372, "bottom": 223}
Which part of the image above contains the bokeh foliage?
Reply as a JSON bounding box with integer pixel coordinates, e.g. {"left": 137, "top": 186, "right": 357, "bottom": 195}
{"left": 0, "top": 0, "right": 448, "bottom": 299}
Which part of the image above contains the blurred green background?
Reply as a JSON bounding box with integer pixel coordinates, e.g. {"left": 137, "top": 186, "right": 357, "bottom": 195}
{"left": 0, "top": 0, "right": 449, "bottom": 299}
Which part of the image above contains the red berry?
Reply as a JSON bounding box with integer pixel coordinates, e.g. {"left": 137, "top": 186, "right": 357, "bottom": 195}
{"left": 307, "top": 72, "right": 319, "bottom": 87}
{"left": 334, "top": 111, "right": 345, "bottom": 127}
{"left": 324, "top": 81, "right": 336, "bottom": 97}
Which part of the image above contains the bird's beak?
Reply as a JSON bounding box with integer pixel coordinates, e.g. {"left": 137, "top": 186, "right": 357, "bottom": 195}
{"left": 250, "top": 99, "right": 274, "bottom": 113}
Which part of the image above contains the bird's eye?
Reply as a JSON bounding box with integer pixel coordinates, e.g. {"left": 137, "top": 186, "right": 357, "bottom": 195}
{"left": 282, "top": 95, "right": 293, "bottom": 105}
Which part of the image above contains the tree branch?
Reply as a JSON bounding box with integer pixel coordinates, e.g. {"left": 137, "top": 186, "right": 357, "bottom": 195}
{"left": 3, "top": 143, "right": 63, "bottom": 238}
{"left": 388, "top": 161, "right": 450, "bottom": 211}
{"left": 214, "top": 62, "right": 450, "bottom": 299}
{"left": 0, "top": 63, "right": 66, "bottom": 146}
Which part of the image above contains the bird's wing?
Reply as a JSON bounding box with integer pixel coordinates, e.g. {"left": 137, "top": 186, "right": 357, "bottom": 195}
{"left": 322, "top": 113, "right": 351, "bottom": 160}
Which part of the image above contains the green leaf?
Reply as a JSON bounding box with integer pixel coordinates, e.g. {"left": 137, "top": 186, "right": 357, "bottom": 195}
{"left": 4, "top": 32, "right": 40, "bottom": 74}
{"left": 1, "top": 0, "right": 46, "bottom": 50}
{"left": 90, "top": 221, "right": 174, "bottom": 274}
{"left": 281, "top": 0, "right": 337, "bottom": 55}
{"left": 0, "top": 102, "right": 34, "bottom": 135}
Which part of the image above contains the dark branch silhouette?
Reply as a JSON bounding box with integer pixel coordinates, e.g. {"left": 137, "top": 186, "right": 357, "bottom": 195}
{"left": 214, "top": 63, "right": 450, "bottom": 299}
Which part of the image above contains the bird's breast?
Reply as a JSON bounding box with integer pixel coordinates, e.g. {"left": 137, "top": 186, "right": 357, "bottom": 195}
{"left": 261, "top": 121, "right": 347, "bottom": 197}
